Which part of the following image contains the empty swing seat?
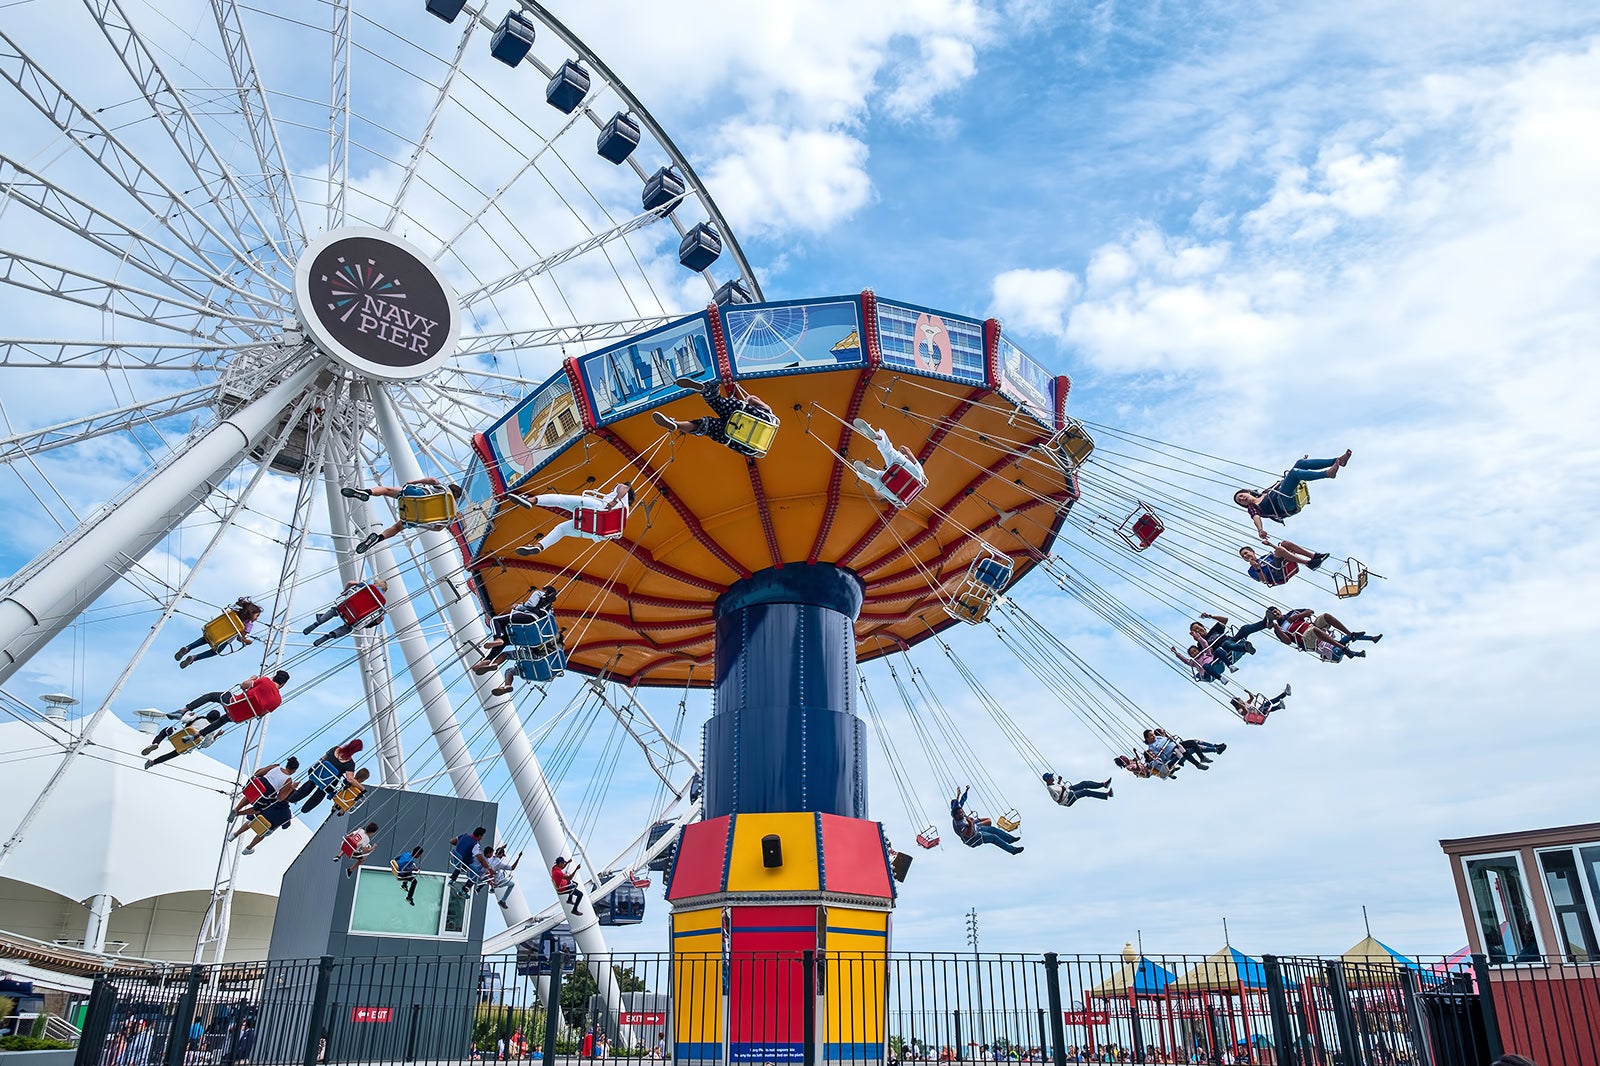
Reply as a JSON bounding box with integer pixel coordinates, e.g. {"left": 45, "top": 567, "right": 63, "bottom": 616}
{"left": 1046, "top": 421, "right": 1095, "bottom": 469}
{"left": 723, "top": 407, "right": 779, "bottom": 458}
{"left": 573, "top": 494, "right": 627, "bottom": 539}
{"left": 1117, "top": 505, "right": 1164, "bottom": 552}
{"left": 642, "top": 167, "right": 685, "bottom": 213}
{"left": 880, "top": 460, "right": 926, "bottom": 507}
{"left": 513, "top": 643, "right": 566, "bottom": 682}
{"left": 546, "top": 59, "right": 590, "bottom": 113}
{"left": 202, "top": 611, "right": 246, "bottom": 652}
{"left": 507, "top": 612, "right": 560, "bottom": 650}
{"left": 397, "top": 484, "right": 458, "bottom": 526}
{"left": 489, "top": 11, "right": 535, "bottom": 67}
{"left": 332, "top": 783, "right": 366, "bottom": 815}
{"left": 1334, "top": 560, "right": 1371, "bottom": 599}
{"left": 946, "top": 591, "right": 995, "bottom": 625}
{"left": 971, "top": 556, "right": 1012, "bottom": 592}
{"left": 425, "top": 0, "right": 466, "bottom": 21}
{"left": 996, "top": 810, "right": 1022, "bottom": 833}
{"left": 678, "top": 222, "right": 723, "bottom": 273}
{"left": 169, "top": 725, "right": 202, "bottom": 753}
{"left": 335, "top": 584, "right": 386, "bottom": 627}
{"left": 915, "top": 825, "right": 940, "bottom": 849}
{"left": 597, "top": 112, "right": 640, "bottom": 164}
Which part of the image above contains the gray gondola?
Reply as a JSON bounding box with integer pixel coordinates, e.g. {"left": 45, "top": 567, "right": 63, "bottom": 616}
{"left": 425, "top": 0, "right": 466, "bottom": 21}
{"left": 678, "top": 222, "right": 722, "bottom": 273}
{"left": 641, "top": 166, "right": 686, "bottom": 214}
{"left": 515, "top": 923, "right": 577, "bottom": 976}
{"left": 489, "top": 11, "right": 535, "bottom": 67}
{"left": 546, "top": 59, "right": 590, "bottom": 114}
{"left": 644, "top": 820, "right": 678, "bottom": 873}
{"left": 713, "top": 279, "right": 752, "bottom": 306}
{"left": 592, "top": 872, "right": 647, "bottom": 926}
{"left": 597, "top": 112, "right": 641, "bottom": 165}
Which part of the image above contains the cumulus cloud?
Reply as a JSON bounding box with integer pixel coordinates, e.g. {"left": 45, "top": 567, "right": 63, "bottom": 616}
{"left": 990, "top": 267, "right": 1081, "bottom": 338}
{"left": 702, "top": 124, "right": 875, "bottom": 236}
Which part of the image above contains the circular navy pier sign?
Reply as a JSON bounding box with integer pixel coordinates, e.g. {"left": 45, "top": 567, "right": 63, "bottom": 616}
{"left": 294, "top": 227, "right": 460, "bottom": 381}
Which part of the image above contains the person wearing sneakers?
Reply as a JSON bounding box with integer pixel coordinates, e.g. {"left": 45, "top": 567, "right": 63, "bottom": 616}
{"left": 474, "top": 586, "right": 558, "bottom": 675}
{"left": 342, "top": 477, "right": 464, "bottom": 553}
{"left": 513, "top": 481, "right": 632, "bottom": 557}
{"left": 1042, "top": 773, "right": 1113, "bottom": 807}
{"left": 231, "top": 796, "right": 293, "bottom": 854}
{"left": 174, "top": 598, "right": 262, "bottom": 668}
{"left": 551, "top": 856, "right": 585, "bottom": 914}
{"left": 1239, "top": 541, "right": 1330, "bottom": 587}
{"left": 651, "top": 376, "right": 775, "bottom": 455}
{"left": 341, "top": 822, "right": 380, "bottom": 877}
{"left": 231, "top": 757, "right": 300, "bottom": 820}
{"left": 302, "top": 580, "right": 388, "bottom": 647}
{"left": 1231, "top": 685, "right": 1292, "bottom": 724}
{"left": 1190, "top": 614, "right": 1259, "bottom": 670}
{"left": 486, "top": 845, "right": 522, "bottom": 909}
{"left": 1233, "top": 449, "right": 1353, "bottom": 542}
{"left": 144, "top": 670, "right": 289, "bottom": 768}
{"left": 1143, "top": 728, "right": 1226, "bottom": 772}
{"left": 1271, "top": 608, "right": 1381, "bottom": 658}
{"left": 391, "top": 845, "right": 424, "bottom": 905}
{"left": 849, "top": 419, "right": 925, "bottom": 508}
{"left": 287, "top": 739, "right": 366, "bottom": 813}
{"left": 950, "top": 786, "right": 1023, "bottom": 854}
{"left": 1169, "top": 642, "right": 1228, "bottom": 684}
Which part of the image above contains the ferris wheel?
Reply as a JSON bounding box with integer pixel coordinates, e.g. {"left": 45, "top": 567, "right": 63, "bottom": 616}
{"left": 0, "top": 0, "right": 753, "bottom": 967}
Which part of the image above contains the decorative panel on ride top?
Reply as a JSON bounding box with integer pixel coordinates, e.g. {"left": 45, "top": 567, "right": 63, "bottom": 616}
{"left": 463, "top": 291, "right": 1079, "bottom": 687}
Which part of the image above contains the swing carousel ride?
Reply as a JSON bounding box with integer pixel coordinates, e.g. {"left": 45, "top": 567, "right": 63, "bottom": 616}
{"left": 0, "top": 0, "right": 1382, "bottom": 971}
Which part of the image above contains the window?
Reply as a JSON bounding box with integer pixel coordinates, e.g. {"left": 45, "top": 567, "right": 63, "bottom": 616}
{"left": 557, "top": 408, "right": 576, "bottom": 433}
{"left": 348, "top": 870, "right": 467, "bottom": 940}
{"left": 543, "top": 422, "right": 560, "bottom": 445}
{"left": 1464, "top": 853, "right": 1542, "bottom": 963}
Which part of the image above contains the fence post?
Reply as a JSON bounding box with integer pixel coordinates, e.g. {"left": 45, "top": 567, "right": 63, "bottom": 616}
{"left": 1261, "top": 956, "right": 1294, "bottom": 1066}
{"left": 1400, "top": 970, "right": 1433, "bottom": 1066}
{"left": 1042, "top": 954, "right": 1067, "bottom": 1066}
{"left": 1324, "top": 961, "right": 1363, "bottom": 1066}
{"left": 302, "top": 955, "right": 336, "bottom": 1066}
{"left": 72, "top": 975, "right": 116, "bottom": 1066}
{"left": 1469, "top": 954, "right": 1504, "bottom": 1062}
{"left": 164, "top": 965, "right": 204, "bottom": 1066}
{"left": 541, "top": 953, "right": 565, "bottom": 1066}
{"left": 952, "top": 1010, "right": 962, "bottom": 1062}
{"left": 802, "top": 950, "right": 816, "bottom": 1066}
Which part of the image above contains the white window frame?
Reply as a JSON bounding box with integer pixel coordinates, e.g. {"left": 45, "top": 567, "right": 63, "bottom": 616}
{"left": 1460, "top": 850, "right": 1547, "bottom": 965}
{"left": 1534, "top": 841, "right": 1600, "bottom": 963}
{"left": 347, "top": 869, "right": 470, "bottom": 941}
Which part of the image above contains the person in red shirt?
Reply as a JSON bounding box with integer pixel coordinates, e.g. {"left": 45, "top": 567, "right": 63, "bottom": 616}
{"left": 550, "top": 856, "right": 585, "bottom": 915}
{"left": 144, "top": 670, "right": 289, "bottom": 768}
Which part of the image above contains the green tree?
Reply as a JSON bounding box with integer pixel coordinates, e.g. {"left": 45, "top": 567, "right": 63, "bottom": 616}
{"left": 559, "top": 964, "right": 648, "bottom": 1029}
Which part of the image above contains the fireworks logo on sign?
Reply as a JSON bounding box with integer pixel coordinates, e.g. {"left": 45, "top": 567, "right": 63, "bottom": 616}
{"left": 323, "top": 260, "right": 438, "bottom": 356}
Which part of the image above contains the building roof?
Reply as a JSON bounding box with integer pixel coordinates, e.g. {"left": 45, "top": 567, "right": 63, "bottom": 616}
{"left": 1438, "top": 822, "right": 1600, "bottom": 855}
{"left": 0, "top": 713, "right": 309, "bottom": 907}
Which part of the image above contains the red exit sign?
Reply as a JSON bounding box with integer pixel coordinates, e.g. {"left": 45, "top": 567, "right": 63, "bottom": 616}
{"left": 351, "top": 1007, "right": 392, "bottom": 1023}
{"left": 1062, "top": 1010, "right": 1109, "bottom": 1026}
{"left": 619, "top": 1011, "right": 666, "bottom": 1025}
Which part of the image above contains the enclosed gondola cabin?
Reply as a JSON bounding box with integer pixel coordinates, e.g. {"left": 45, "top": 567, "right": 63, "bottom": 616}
{"left": 593, "top": 872, "right": 647, "bottom": 926}
{"left": 597, "top": 112, "right": 640, "bottom": 164}
{"left": 424, "top": 0, "right": 466, "bottom": 20}
{"left": 678, "top": 223, "right": 723, "bottom": 273}
{"left": 644, "top": 820, "right": 678, "bottom": 873}
{"left": 545, "top": 59, "right": 590, "bottom": 113}
{"left": 489, "top": 10, "right": 535, "bottom": 67}
{"left": 515, "top": 924, "right": 578, "bottom": 976}
{"left": 641, "top": 167, "right": 685, "bottom": 214}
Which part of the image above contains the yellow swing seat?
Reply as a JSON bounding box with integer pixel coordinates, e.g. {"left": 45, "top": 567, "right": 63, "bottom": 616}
{"left": 397, "top": 485, "right": 458, "bottom": 526}
{"left": 723, "top": 407, "right": 779, "bottom": 458}
{"left": 945, "top": 590, "right": 996, "bottom": 625}
{"left": 332, "top": 783, "right": 366, "bottom": 815}
{"left": 169, "top": 725, "right": 202, "bottom": 753}
{"left": 1334, "top": 559, "right": 1380, "bottom": 599}
{"left": 202, "top": 610, "right": 246, "bottom": 652}
{"left": 1045, "top": 420, "right": 1095, "bottom": 470}
{"left": 995, "top": 809, "right": 1022, "bottom": 833}
{"left": 248, "top": 812, "right": 276, "bottom": 836}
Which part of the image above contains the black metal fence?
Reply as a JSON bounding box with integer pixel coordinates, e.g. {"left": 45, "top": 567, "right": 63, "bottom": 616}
{"left": 67, "top": 950, "right": 1593, "bottom": 1066}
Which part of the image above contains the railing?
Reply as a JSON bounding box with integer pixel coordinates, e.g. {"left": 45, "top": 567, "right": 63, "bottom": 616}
{"left": 63, "top": 950, "right": 1590, "bottom": 1066}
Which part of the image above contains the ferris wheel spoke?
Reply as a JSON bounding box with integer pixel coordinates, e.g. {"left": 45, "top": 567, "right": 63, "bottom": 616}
{"left": 412, "top": 380, "right": 508, "bottom": 427}
{"left": 0, "top": 155, "right": 287, "bottom": 319}
{"left": 383, "top": 15, "right": 477, "bottom": 233}
{"left": 0, "top": 339, "right": 231, "bottom": 372}
{"left": 455, "top": 314, "right": 678, "bottom": 358}
{"left": 0, "top": 250, "right": 279, "bottom": 339}
{"left": 210, "top": 0, "right": 308, "bottom": 251}
{"left": 0, "top": 29, "right": 290, "bottom": 303}
{"left": 392, "top": 384, "right": 483, "bottom": 455}
{"left": 326, "top": 0, "right": 351, "bottom": 230}
{"left": 0, "top": 381, "right": 221, "bottom": 465}
{"left": 83, "top": 0, "right": 291, "bottom": 269}
{"left": 456, "top": 207, "right": 672, "bottom": 313}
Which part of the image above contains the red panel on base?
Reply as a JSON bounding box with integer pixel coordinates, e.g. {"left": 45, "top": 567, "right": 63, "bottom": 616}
{"left": 730, "top": 905, "right": 814, "bottom": 1054}
{"left": 665, "top": 816, "right": 732, "bottom": 900}
{"left": 818, "top": 814, "right": 893, "bottom": 898}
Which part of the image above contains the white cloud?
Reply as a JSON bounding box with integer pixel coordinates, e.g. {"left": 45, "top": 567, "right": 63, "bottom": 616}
{"left": 702, "top": 124, "right": 875, "bottom": 236}
{"left": 990, "top": 267, "right": 1081, "bottom": 338}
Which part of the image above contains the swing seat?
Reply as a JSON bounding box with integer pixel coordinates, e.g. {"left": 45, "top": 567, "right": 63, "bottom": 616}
{"left": 1117, "top": 506, "right": 1164, "bottom": 551}
{"left": 628, "top": 873, "right": 652, "bottom": 888}
{"left": 340, "top": 831, "right": 369, "bottom": 859}
{"left": 335, "top": 583, "right": 386, "bottom": 626}
{"left": 202, "top": 611, "right": 246, "bottom": 652}
{"left": 169, "top": 725, "right": 201, "bottom": 753}
{"left": 1045, "top": 420, "right": 1095, "bottom": 470}
{"left": 572, "top": 494, "right": 628, "bottom": 539}
{"left": 513, "top": 643, "right": 566, "bottom": 682}
{"left": 247, "top": 812, "right": 275, "bottom": 836}
{"left": 914, "top": 825, "right": 941, "bottom": 849}
{"left": 332, "top": 783, "right": 365, "bottom": 815}
{"left": 1334, "top": 560, "right": 1370, "bottom": 599}
{"left": 995, "top": 809, "right": 1022, "bottom": 833}
{"left": 309, "top": 759, "right": 344, "bottom": 794}
{"left": 723, "top": 407, "right": 779, "bottom": 458}
{"left": 1277, "top": 479, "right": 1311, "bottom": 516}
{"left": 879, "top": 460, "right": 926, "bottom": 507}
{"left": 224, "top": 692, "right": 268, "bottom": 723}
{"left": 970, "top": 555, "right": 1012, "bottom": 592}
{"left": 945, "top": 591, "right": 995, "bottom": 625}
{"left": 397, "top": 484, "right": 458, "bottom": 526}
{"left": 241, "top": 775, "right": 271, "bottom": 806}
{"left": 507, "top": 613, "right": 560, "bottom": 650}
{"left": 1242, "top": 710, "right": 1268, "bottom": 725}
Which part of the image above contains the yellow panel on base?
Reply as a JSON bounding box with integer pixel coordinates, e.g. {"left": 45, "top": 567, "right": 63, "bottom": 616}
{"left": 725, "top": 811, "right": 820, "bottom": 894}
{"left": 824, "top": 907, "right": 890, "bottom": 1049}
{"left": 670, "top": 908, "right": 722, "bottom": 1056}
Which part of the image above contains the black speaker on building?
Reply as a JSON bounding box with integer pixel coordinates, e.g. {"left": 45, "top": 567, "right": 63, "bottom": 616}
{"left": 761, "top": 834, "right": 783, "bottom": 868}
{"left": 891, "top": 851, "right": 913, "bottom": 883}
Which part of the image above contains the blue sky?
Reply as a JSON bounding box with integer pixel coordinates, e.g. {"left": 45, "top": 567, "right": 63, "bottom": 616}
{"left": 3, "top": 0, "right": 1599, "bottom": 963}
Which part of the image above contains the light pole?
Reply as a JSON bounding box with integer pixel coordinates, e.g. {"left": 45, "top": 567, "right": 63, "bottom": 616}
{"left": 966, "top": 909, "right": 985, "bottom": 1054}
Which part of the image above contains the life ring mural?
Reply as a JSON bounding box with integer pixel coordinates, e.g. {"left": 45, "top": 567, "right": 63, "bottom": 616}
{"left": 912, "top": 312, "right": 953, "bottom": 374}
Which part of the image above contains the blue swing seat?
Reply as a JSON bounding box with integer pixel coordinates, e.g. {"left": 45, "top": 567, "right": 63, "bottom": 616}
{"left": 513, "top": 643, "right": 566, "bottom": 683}
{"left": 507, "top": 613, "right": 560, "bottom": 649}
{"left": 308, "top": 759, "right": 343, "bottom": 793}
{"left": 971, "top": 556, "right": 1012, "bottom": 592}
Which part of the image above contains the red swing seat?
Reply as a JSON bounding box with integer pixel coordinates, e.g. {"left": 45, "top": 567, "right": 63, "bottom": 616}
{"left": 224, "top": 678, "right": 282, "bottom": 723}
{"left": 573, "top": 493, "right": 628, "bottom": 539}
{"left": 1116, "top": 504, "right": 1164, "bottom": 551}
{"left": 914, "top": 824, "right": 940, "bottom": 849}
{"left": 335, "top": 583, "right": 387, "bottom": 626}
{"left": 880, "top": 460, "right": 925, "bottom": 507}
{"left": 1241, "top": 710, "right": 1268, "bottom": 725}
